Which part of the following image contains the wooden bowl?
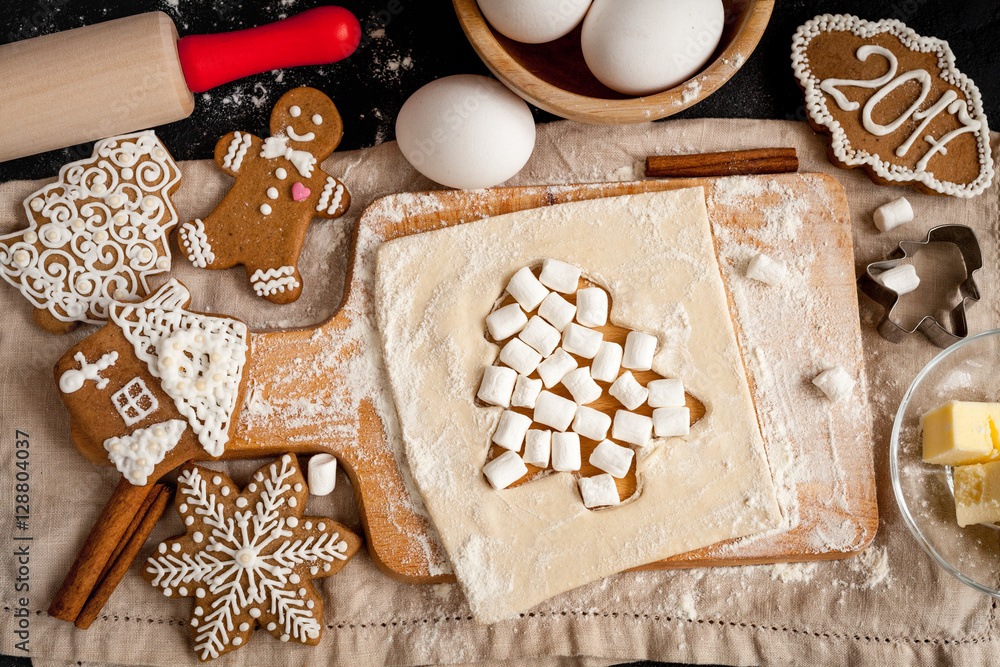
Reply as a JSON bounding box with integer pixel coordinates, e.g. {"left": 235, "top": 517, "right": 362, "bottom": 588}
{"left": 453, "top": 0, "right": 775, "bottom": 124}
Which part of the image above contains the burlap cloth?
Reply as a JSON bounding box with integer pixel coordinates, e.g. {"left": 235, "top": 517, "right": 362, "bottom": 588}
{"left": 1, "top": 119, "right": 999, "bottom": 666}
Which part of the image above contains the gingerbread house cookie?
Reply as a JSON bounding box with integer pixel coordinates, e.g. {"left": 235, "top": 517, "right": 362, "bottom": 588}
{"left": 792, "top": 14, "right": 993, "bottom": 197}
{"left": 55, "top": 279, "right": 250, "bottom": 485}
{"left": 0, "top": 131, "right": 181, "bottom": 333}
{"left": 177, "top": 87, "right": 351, "bottom": 304}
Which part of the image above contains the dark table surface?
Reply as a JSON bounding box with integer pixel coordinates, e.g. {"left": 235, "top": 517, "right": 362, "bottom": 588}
{"left": 1, "top": 1, "right": 997, "bottom": 665}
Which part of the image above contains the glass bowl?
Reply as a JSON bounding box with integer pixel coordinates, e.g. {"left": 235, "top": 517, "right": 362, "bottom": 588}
{"left": 891, "top": 328, "right": 1000, "bottom": 597}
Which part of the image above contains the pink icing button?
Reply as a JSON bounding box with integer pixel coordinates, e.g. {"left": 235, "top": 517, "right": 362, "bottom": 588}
{"left": 292, "top": 182, "right": 311, "bottom": 201}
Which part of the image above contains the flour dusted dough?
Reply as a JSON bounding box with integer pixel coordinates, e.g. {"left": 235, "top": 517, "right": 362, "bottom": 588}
{"left": 374, "top": 189, "right": 781, "bottom": 624}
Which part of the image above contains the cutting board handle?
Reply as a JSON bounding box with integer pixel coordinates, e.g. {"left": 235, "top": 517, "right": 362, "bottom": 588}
{"left": 177, "top": 6, "right": 362, "bottom": 93}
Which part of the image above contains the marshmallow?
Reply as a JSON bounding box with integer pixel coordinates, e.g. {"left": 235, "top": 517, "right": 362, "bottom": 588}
{"left": 308, "top": 453, "right": 338, "bottom": 496}
{"left": 483, "top": 450, "right": 528, "bottom": 490}
{"left": 477, "top": 365, "right": 517, "bottom": 407}
{"left": 499, "top": 338, "right": 542, "bottom": 376}
{"left": 576, "top": 287, "right": 608, "bottom": 327}
{"left": 622, "top": 331, "right": 656, "bottom": 371}
{"left": 648, "top": 378, "right": 685, "bottom": 408}
{"left": 572, "top": 405, "right": 612, "bottom": 441}
{"left": 591, "top": 341, "right": 623, "bottom": 383}
{"left": 486, "top": 303, "right": 527, "bottom": 341}
{"left": 539, "top": 258, "right": 581, "bottom": 293}
{"left": 877, "top": 263, "right": 919, "bottom": 295}
{"left": 523, "top": 429, "right": 551, "bottom": 467}
{"left": 562, "top": 367, "right": 602, "bottom": 405}
{"left": 520, "top": 316, "right": 561, "bottom": 357}
{"left": 537, "top": 349, "right": 578, "bottom": 388}
{"left": 613, "top": 410, "right": 653, "bottom": 447}
{"left": 579, "top": 474, "right": 620, "bottom": 508}
{"left": 492, "top": 410, "right": 532, "bottom": 451}
{"left": 538, "top": 292, "right": 576, "bottom": 331}
{"left": 534, "top": 390, "right": 577, "bottom": 431}
{"left": 812, "top": 365, "right": 855, "bottom": 403}
{"left": 562, "top": 323, "right": 603, "bottom": 359}
{"left": 873, "top": 197, "right": 913, "bottom": 232}
{"left": 589, "top": 439, "right": 634, "bottom": 478}
{"left": 551, "top": 431, "right": 581, "bottom": 471}
{"left": 506, "top": 266, "right": 549, "bottom": 311}
{"left": 653, "top": 407, "right": 690, "bottom": 437}
{"left": 511, "top": 374, "right": 543, "bottom": 408}
{"left": 609, "top": 371, "right": 647, "bottom": 410}
{"left": 746, "top": 253, "right": 786, "bottom": 286}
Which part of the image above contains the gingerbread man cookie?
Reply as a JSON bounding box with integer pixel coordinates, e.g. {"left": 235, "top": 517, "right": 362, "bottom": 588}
{"left": 177, "top": 87, "right": 350, "bottom": 304}
{"left": 792, "top": 14, "right": 993, "bottom": 198}
{"left": 0, "top": 131, "right": 181, "bottom": 333}
{"left": 143, "top": 454, "right": 361, "bottom": 661}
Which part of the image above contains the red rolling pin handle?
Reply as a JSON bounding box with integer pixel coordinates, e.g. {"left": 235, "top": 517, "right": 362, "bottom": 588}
{"left": 177, "top": 6, "right": 362, "bottom": 93}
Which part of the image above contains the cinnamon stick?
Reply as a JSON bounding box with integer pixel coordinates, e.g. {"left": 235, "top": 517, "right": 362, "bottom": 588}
{"left": 75, "top": 484, "right": 172, "bottom": 629}
{"left": 95, "top": 482, "right": 161, "bottom": 587}
{"left": 48, "top": 477, "right": 156, "bottom": 622}
{"left": 645, "top": 148, "right": 798, "bottom": 178}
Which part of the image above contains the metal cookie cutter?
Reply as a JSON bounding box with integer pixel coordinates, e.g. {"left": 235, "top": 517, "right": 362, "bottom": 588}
{"left": 858, "top": 225, "right": 983, "bottom": 348}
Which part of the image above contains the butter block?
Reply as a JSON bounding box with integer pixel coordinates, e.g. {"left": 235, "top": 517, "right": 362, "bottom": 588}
{"left": 954, "top": 461, "right": 1000, "bottom": 527}
{"left": 921, "top": 401, "right": 1000, "bottom": 466}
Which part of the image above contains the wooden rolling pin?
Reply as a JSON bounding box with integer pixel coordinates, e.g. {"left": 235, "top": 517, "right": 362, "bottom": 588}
{"left": 0, "top": 7, "right": 361, "bottom": 162}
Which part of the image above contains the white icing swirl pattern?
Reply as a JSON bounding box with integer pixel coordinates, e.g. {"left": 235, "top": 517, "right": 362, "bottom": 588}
{"left": 0, "top": 131, "right": 181, "bottom": 324}
{"left": 104, "top": 419, "right": 186, "bottom": 485}
{"left": 110, "top": 279, "right": 249, "bottom": 458}
{"left": 250, "top": 266, "right": 299, "bottom": 297}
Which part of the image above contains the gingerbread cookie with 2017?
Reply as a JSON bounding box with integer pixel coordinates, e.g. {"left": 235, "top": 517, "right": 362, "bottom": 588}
{"left": 178, "top": 87, "right": 351, "bottom": 303}
{"left": 792, "top": 14, "right": 993, "bottom": 198}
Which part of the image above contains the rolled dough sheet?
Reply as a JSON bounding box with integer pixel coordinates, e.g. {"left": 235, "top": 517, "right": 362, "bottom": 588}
{"left": 374, "top": 188, "right": 781, "bottom": 624}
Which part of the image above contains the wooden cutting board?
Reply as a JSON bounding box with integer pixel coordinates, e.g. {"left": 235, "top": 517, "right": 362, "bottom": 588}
{"left": 228, "top": 173, "right": 877, "bottom": 583}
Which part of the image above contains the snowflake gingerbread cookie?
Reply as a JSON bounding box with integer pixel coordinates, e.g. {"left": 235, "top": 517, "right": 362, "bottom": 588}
{"left": 143, "top": 454, "right": 361, "bottom": 661}
{"left": 0, "top": 131, "right": 181, "bottom": 333}
{"left": 177, "top": 87, "right": 350, "bottom": 304}
{"left": 792, "top": 14, "right": 993, "bottom": 197}
{"left": 55, "top": 279, "right": 250, "bottom": 486}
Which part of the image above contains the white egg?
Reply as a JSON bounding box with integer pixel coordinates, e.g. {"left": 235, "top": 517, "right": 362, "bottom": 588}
{"left": 478, "top": 0, "right": 593, "bottom": 44}
{"left": 396, "top": 75, "right": 536, "bottom": 190}
{"left": 581, "top": 0, "right": 725, "bottom": 96}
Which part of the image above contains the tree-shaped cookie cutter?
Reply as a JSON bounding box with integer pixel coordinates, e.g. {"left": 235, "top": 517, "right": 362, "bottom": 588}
{"left": 858, "top": 225, "right": 982, "bottom": 348}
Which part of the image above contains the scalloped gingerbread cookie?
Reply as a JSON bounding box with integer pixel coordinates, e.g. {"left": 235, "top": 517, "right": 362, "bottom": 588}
{"left": 792, "top": 14, "right": 993, "bottom": 197}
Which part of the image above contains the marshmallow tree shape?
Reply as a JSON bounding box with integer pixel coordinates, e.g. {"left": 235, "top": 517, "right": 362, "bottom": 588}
{"left": 0, "top": 131, "right": 181, "bottom": 334}
{"left": 143, "top": 454, "right": 361, "bottom": 662}
{"left": 177, "top": 87, "right": 351, "bottom": 304}
{"left": 477, "top": 262, "right": 703, "bottom": 507}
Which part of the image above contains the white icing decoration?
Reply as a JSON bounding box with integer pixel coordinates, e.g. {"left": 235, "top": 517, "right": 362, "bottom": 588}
{"left": 110, "top": 279, "right": 249, "bottom": 457}
{"left": 0, "top": 131, "right": 181, "bottom": 324}
{"left": 104, "top": 419, "right": 186, "bottom": 485}
{"left": 260, "top": 204, "right": 272, "bottom": 215}
{"left": 179, "top": 219, "right": 216, "bottom": 268}
{"left": 250, "top": 266, "right": 299, "bottom": 297}
{"left": 59, "top": 351, "right": 118, "bottom": 393}
{"left": 275, "top": 168, "right": 287, "bottom": 180}
{"left": 267, "top": 187, "right": 279, "bottom": 200}
{"left": 260, "top": 136, "right": 316, "bottom": 177}
{"left": 144, "top": 459, "right": 348, "bottom": 660}
{"left": 792, "top": 14, "right": 993, "bottom": 197}
{"left": 289, "top": 105, "right": 301, "bottom": 117}
{"left": 316, "top": 177, "right": 344, "bottom": 214}
{"left": 111, "top": 377, "right": 159, "bottom": 426}
{"left": 285, "top": 127, "right": 315, "bottom": 142}
{"left": 222, "top": 132, "right": 253, "bottom": 173}
{"left": 311, "top": 114, "right": 323, "bottom": 125}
